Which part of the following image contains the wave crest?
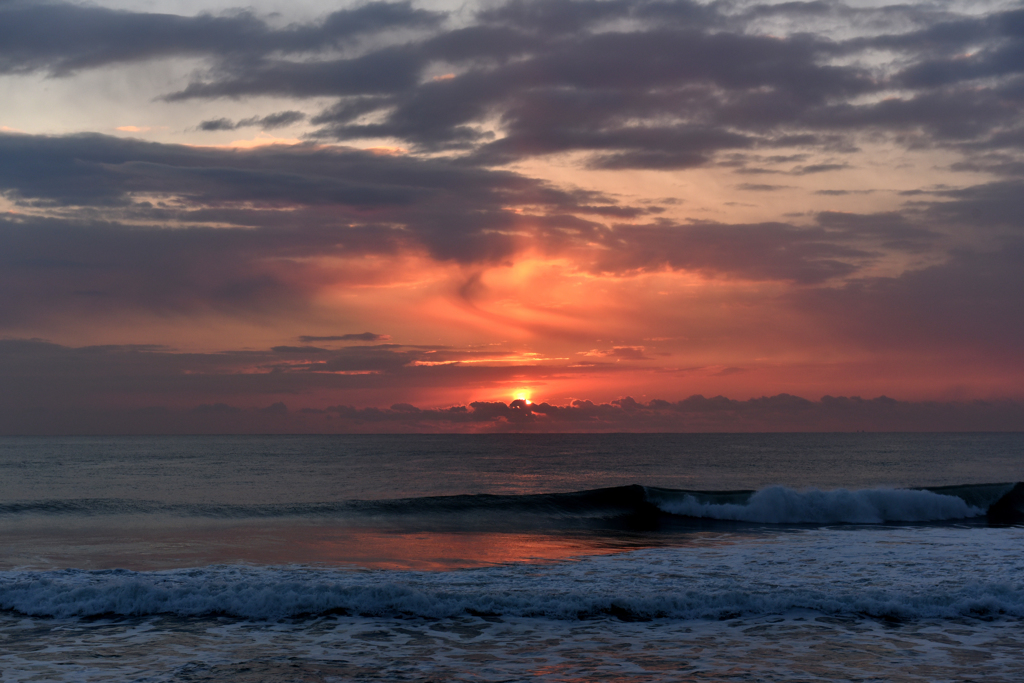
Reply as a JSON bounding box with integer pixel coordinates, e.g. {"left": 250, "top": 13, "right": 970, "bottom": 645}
{"left": 1, "top": 563, "right": 1021, "bottom": 622}
{"left": 652, "top": 487, "right": 983, "bottom": 524}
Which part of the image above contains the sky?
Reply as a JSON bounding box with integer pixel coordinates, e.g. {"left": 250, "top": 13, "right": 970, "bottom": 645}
{"left": 3, "top": 0, "right": 1024, "bottom": 433}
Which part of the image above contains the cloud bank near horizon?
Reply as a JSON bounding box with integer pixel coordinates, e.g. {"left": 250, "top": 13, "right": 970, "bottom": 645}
{"left": 7, "top": 389, "right": 1024, "bottom": 435}
{"left": 1, "top": 338, "right": 1022, "bottom": 434}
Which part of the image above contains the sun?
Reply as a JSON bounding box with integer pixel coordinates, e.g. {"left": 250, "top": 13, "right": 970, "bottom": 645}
{"left": 513, "top": 389, "right": 532, "bottom": 404}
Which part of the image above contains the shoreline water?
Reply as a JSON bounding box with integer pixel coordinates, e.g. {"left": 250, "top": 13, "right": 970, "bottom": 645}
{"left": 2, "top": 434, "right": 1022, "bottom": 681}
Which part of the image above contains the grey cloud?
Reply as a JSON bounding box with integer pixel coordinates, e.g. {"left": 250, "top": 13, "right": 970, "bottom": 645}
{"left": 477, "top": 0, "right": 639, "bottom": 35}
{"left": 814, "top": 211, "right": 939, "bottom": 249}
{"left": 925, "top": 181, "right": 1024, "bottom": 231}
{"left": 0, "top": 130, "right": 609, "bottom": 214}
{"left": 198, "top": 111, "right": 306, "bottom": 131}
{"left": 299, "top": 333, "right": 389, "bottom": 342}
{"left": 197, "top": 118, "right": 237, "bottom": 132}
{"left": 7, "top": 1, "right": 1023, "bottom": 171}
{"left": 0, "top": 338, "right": 637, "bottom": 435}
{"left": 165, "top": 47, "right": 425, "bottom": 101}
{"left": 2, "top": 337, "right": 1023, "bottom": 434}
{"left": 590, "top": 221, "right": 870, "bottom": 284}
{"left": 794, "top": 241, "right": 1024, "bottom": 358}
{"left": 7, "top": 385, "right": 1024, "bottom": 436}
{"left": 736, "top": 184, "right": 792, "bottom": 192}
{"left": 791, "top": 163, "right": 848, "bottom": 175}
{"left": 0, "top": 1, "right": 442, "bottom": 75}
{"left": 0, "top": 129, "right": 977, "bottom": 326}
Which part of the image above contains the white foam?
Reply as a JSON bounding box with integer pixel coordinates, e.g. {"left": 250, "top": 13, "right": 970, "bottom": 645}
{"left": 654, "top": 486, "right": 983, "bottom": 523}
{"left": 2, "top": 527, "right": 1022, "bottom": 622}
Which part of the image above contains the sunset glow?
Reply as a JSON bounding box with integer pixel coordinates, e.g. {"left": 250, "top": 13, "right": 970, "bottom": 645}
{"left": 2, "top": 0, "right": 1024, "bottom": 433}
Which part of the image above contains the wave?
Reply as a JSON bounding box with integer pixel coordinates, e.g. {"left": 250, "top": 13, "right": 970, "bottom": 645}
{"left": 1, "top": 482, "right": 1020, "bottom": 527}
{"left": 2, "top": 560, "right": 1022, "bottom": 623}
{"left": 649, "top": 482, "right": 1024, "bottom": 525}
{"left": 650, "top": 487, "right": 983, "bottom": 524}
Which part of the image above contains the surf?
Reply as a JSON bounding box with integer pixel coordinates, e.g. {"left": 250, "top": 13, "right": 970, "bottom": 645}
{"left": 1, "top": 482, "right": 1020, "bottom": 528}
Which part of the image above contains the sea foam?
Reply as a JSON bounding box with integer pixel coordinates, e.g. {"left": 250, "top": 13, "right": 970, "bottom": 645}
{"left": 3, "top": 527, "right": 1022, "bottom": 622}
{"left": 652, "top": 486, "right": 983, "bottom": 523}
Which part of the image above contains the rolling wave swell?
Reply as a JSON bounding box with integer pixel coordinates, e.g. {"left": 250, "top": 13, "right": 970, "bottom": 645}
{"left": 1, "top": 482, "right": 1020, "bottom": 526}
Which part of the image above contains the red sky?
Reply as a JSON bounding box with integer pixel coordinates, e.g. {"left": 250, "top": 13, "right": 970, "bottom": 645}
{"left": 2, "top": 0, "right": 1024, "bottom": 433}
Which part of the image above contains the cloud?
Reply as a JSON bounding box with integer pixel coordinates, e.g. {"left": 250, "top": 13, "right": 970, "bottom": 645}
{"left": 0, "top": 130, "right": 952, "bottom": 327}
{"left": 299, "top": 333, "right": 390, "bottom": 343}
{"left": 2, "top": 0, "right": 1024, "bottom": 421}
{"left": 583, "top": 346, "right": 651, "bottom": 360}
{"left": 736, "top": 184, "right": 792, "bottom": 192}
{"left": 198, "top": 111, "right": 306, "bottom": 132}
{"left": 2, "top": 334, "right": 1023, "bottom": 433}
{"left": 793, "top": 241, "right": 1024, "bottom": 359}
{"left": 0, "top": 1, "right": 442, "bottom": 75}
{"left": 3, "top": 0, "right": 1022, "bottom": 174}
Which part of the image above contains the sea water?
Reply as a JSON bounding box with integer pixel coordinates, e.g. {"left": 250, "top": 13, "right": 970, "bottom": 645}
{"left": 1, "top": 433, "right": 1022, "bottom": 681}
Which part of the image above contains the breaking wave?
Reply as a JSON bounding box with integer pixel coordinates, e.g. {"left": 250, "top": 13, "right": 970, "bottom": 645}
{"left": 2, "top": 549, "right": 1022, "bottom": 622}
{"left": 650, "top": 486, "right": 982, "bottom": 524}
{"left": 1, "top": 482, "right": 1019, "bottom": 527}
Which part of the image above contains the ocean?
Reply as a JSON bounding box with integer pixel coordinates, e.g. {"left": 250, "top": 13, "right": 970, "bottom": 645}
{"left": 1, "top": 433, "right": 1022, "bottom": 681}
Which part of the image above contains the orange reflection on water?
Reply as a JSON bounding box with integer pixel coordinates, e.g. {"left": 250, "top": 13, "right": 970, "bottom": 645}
{"left": 292, "top": 528, "right": 640, "bottom": 570}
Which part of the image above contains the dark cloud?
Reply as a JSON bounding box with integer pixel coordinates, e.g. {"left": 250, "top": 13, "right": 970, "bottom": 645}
{"left": 794, "top": 241, "right": 1024, "bottom": 359}
{"left": 2, "top": 1, "right": 1022, "bottom": 433}
{"left": 197, "top": 118, "right": 237, "bottom": 132}
{"left": 587, "top": 220, "right": 869, "bottom": 284}
{"left": 299, "top": 333, "right": 389, "bottom": 343}
{"left": 198, "top": 111, "right": 306, "bottom": 131}
{"left": 925, "top": 181, "right": 1024, "bottom": 231}
{"left": 0, "top": 338, "right": 637, "bottom": 434}
{"left": 0, "top": 132, "right": 943, "bottom": 325}
{"left": 2, "top": 335, "right": 1023, "bottom": 433}
{"left": 5, "top": 1, "right": 1023, "bottom": 171}
{"left": 736, "top": 184, "right": 792, "bottom": 192}
{"left": 791, "top": 163, "right": 848, "bottom": 175}
{"left": 310, "top": 393, "right": 1024, "bottom": 432}
{"left": 0, "top": 1, "right": 442, "bottom": 75}
{"left": 814, "top": 190, "right": 874, "bottom": 196}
